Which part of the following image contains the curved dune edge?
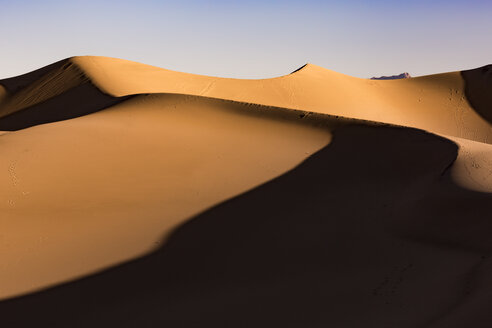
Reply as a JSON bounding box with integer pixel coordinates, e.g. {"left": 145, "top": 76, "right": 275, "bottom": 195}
{"left": 0, "top": 94, "right": 336, "bottom": 299}
{"left": 1, "top": 124, "right": 492, "bottom": 327}
{"left": 445, "top": 136, "right": 492, "bottom": 193}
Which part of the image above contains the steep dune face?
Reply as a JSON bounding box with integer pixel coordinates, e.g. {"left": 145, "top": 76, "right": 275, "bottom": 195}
{"left": 0, "top": 61, "right": 86, "bottom": 117}
{"left": 0, "top": 59, "right": 129, "bottom": 130}
{"left": 462, "top": 65, "right": 492, "bottom": 124}
{"left": 0, "top": 59, "right": 82, "bottom": 117}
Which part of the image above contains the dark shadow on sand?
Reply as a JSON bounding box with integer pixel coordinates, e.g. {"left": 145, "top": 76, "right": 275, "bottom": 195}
{"left": 0, "top": 83, "right": 131, "bottom": 130}
{"left": 1, "top": 124, "right": 492, "bottom": 327}
{"left": 0, "top": 59, "right": 68, "bottom": 94}
{"left": 461, "top": 65, "right": 492, "bottom": 124}
{"left": 0, "top": 59, "right": 132, "bottom": 130}
{"left": 0, "top": 59, "right": 131, "bottom": 131}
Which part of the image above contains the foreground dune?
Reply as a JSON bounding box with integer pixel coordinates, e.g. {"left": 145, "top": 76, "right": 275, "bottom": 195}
{"left": 0, "top": 57, "right": 491, "bottom": 327}
{"left": 0, "top": 94, "right": 334, "bottom": 298}
{"left": 4, "top": 124, "right": 492, "bottom": 328}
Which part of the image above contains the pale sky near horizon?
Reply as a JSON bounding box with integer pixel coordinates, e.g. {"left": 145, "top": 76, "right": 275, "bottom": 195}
{"left": 0, "top": 0, "right": 490, "bottom": 79}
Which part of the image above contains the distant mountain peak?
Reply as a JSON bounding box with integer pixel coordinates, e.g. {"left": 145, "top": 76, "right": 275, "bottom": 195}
{"left": 371, "top": 72, "right": 411, "bottom": 80}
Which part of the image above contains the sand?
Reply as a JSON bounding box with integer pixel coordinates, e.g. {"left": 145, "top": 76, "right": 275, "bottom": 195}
{"left": 72, "top": 56, "right": 492, "bottom": 143}
{"left": 0, "top": 85, "right": 6, "bottom": 103}
{"left": 0, "top": 56, "right": 491, "bottom": 327}
{"left": 0, "top": 94, "right": 332, "bottom": 298}
{"left": 447, "top": 136, "right": 492, "bottom": 193}
{"left": 2, "top": 57, "right": 491, "bottom": 142}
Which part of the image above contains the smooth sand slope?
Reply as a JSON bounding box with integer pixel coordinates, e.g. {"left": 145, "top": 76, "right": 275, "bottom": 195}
{"left": 0, "top": 94, "right": 333, "bottom": 299}
{"left": 3, "top": 124, "right": 492, "bottom": 328}
{"left": 0, "top": 57, "right": 491, "bottom": 327}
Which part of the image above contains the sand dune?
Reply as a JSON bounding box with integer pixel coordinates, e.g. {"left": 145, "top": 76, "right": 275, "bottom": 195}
{"left": 1, "top": 56, "right": 491, "bottom": 141}
{"left": 71, "top": 56, "right": 492, "bottom": 143}
{"left": 0, "top": 94, "right": 335, "bottom": 298}
{"left": 2, "top": 124, "right": 492, "bottom": 328}
{"left": 0, "top": 57, "right": 491, "bottom": 326}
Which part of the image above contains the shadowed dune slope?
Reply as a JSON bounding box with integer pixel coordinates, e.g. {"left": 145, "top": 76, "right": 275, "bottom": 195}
{"left": 0, "top": 94, "right": 335, "bottom": 299}
{"left": 0, "top": 84, "right": 130, "bottom": 130}
{"left": 0, "top": 59, "right": 130, "bottom": 130}
{"left": 0, "top": 59, "right": 67, "bottom": 94}
{"left": 0, "top": 85, "right": 6, "bottom": 103}
{"left": 0, "top": 59, "right": 86, "bottom": 117}
{"left": 462, "top": 65, "right": 492, "bottom": 124}
{"left": 1, "top": 124, "right": 492, "bottom": 328}
{"left": 1, "top": 56, "right": 491, "bottom": 142}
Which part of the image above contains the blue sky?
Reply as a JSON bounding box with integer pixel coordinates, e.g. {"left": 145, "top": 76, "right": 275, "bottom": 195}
{"left": 0, "top": 0, "right": 490, "bottom": 79}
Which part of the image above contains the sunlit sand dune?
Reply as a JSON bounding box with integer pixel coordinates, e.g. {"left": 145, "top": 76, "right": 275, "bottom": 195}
{"left": 1, "top": 57, "right": 491, "bottom": 142}
{"left": 0, "top": 94, "right": 335, "bottom": 298}
{"left": 77, "top": 56, "right": 491, "bottom": 144}
{"left": 0, "top": 57, "right": 491, "bottom": 327}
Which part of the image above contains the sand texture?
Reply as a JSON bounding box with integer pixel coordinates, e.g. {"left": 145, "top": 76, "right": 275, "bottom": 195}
{"left": 0, "top": 57, "right": 491, "bottom": 327}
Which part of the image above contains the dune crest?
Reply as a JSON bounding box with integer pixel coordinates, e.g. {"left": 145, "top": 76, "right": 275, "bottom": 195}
{"left": 0, "top": 59, "right": 87, "bottom": 117}
{"left": 72, "top": 56, "right": 492, "bottom": 143}
{"left": 2, "top": 56, "right": 491, "bottom": 143}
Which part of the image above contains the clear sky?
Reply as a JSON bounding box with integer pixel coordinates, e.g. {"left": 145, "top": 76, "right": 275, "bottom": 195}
{"left": 0, "top": 0, "right": 490, "bottom": 79}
